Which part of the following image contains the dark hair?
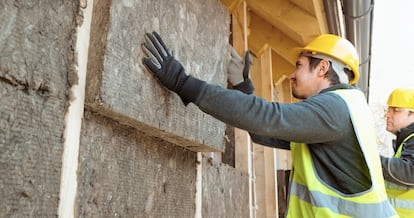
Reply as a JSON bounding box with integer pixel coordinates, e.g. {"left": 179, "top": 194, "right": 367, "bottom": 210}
{"left": 307, "top": 56, "right": 354, "bottom": 85}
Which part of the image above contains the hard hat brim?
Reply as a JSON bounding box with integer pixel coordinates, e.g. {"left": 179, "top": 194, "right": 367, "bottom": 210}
{"left": 290, "top": 47, "right": 309, "bottom": 63}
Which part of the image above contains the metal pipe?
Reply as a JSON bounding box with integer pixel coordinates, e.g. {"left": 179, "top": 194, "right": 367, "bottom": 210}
{"left": 323, "top": 0, "right": 344, "bottom": 36}
{"left": 324, "top": 0, "right": 375, "bottom": 100}
{"left": 342, "top": 0, "right": 375, "bottom": 100}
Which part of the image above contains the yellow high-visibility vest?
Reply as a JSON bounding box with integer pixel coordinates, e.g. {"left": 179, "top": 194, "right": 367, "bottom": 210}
{"left": 287, "top": 89, "right": 397, "bottom": 217}
{"left": 385, "top": 133, "right": 414, "bottom": 218}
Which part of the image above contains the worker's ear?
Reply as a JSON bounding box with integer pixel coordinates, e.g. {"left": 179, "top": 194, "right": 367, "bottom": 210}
{"left": 317, "top": 59, "right": 330, "bottom": 76}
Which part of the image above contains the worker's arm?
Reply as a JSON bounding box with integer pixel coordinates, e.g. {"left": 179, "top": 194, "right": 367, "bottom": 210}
{"left": 381, "top": 138, "right": 414, "bottom": 186}
{"left": 192, "top": 84, "right": 349, "bottom": 143}
{"left": 142, "top": 31, "right": 349, "bottom": 144}
{"left": 249, "top": 133, "right": 291, "bottom": 150}
{"left": 227, "top": 48, "right": 291, "bottom": 149}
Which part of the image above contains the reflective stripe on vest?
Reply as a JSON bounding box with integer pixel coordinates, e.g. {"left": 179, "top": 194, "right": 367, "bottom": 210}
{"left": 291, "top": 181, "right": 397, "bottom": 217}
{"left": 387, "top": 192, "right": 414, "bottom": 210}
{"left": 386, "top": 133, "right": 414, "bottom": 217}
{"left": 386, "top": 182, "right": 414, "bottom": 217}
{"left": 287, "top": 89, "right": 397, "bottom": 217}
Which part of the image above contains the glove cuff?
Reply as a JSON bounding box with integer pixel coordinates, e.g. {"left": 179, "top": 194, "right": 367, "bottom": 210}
{"left": 233, "top": 78, "right": 254, "bottom": 94}
{"left": 178, "top": 76, "right": 206, "bottom": 106}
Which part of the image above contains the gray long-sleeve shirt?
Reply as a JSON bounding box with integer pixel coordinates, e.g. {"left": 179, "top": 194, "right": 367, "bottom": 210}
{"left": 381, "top": 122, "right": 414, "bottom": 186}
{"left": 193, "top": 82, "right": 371, "bottom": 194}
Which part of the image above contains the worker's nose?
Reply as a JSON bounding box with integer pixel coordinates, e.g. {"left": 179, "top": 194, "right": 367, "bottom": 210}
{"left": 289, "top": 72, "right": 295, "bottom": 81}
{"left": 384, "top": 109, "right": 391, "bottom": 118}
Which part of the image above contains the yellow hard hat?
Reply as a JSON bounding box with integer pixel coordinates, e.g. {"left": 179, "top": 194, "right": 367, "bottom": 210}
{"left": 290, "top": 34, "right": 360, "bottom": 84}
{"left": 387, "top": 88, "right": 414, "bottom": 109}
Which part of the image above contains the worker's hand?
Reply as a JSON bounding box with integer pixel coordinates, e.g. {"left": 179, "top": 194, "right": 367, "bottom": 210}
{"left": 228, "top": 47, "right": 250, "bottom": 85}
{"left": 142, "top": 31, "right": 189, "bottom": 95}
{"left": 227, "top": 47, "right": 254, "bottom": 94}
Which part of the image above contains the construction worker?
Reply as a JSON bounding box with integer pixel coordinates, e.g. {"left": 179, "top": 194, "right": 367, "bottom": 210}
{"left": 141, "top": 32, "right": 397, "bottom": 217}
{"left": 382, "top": 88, "right": 414, "bottom": 217}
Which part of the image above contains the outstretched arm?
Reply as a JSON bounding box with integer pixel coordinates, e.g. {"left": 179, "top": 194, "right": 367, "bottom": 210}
{"left": 381, "top": 139, "right": 414, "bottom": 186}
{"left": 142, "top": 31, "right": 350, "bottom": 143}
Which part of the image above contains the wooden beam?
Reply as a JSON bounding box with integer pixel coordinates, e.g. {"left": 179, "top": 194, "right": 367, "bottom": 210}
{"left": 288, "top": 0, "right": 330, "bottom": 34}
{"left": 232, "top": 0, "right": 251, "bottom": 177}
{"left": 312, "top": 0, "right": 329, "bottom": 34}
{"left": 271, "top": 50, "right": 295, "bottom": 86}
{"left": 290, "top": 0, "right": 317, "bottom": 16}
{"left": 220, "top": 0, "right": 243, "bottom": 13}
{"left": 249, "top": 13, "right": 300, "bottom": 65}
{"left": 262, "top": 49, "right": 278, "bottom": 217}
{"left": 273, "top": 76, "right": 294, "bottom": 170}
{"left": 270, "top": 52, "right": 294, "bottom": 173}
{"left": 232, "top": 6, "right": 246, "bottom": 53}
{"left": 246, "top": 0, "right": 320, "bottom": 44}
{"left": 232, "top": 3, "right": 254, "bottom": 218}
{"left": 251, "top": 48, "right": 278, "bottom": 218}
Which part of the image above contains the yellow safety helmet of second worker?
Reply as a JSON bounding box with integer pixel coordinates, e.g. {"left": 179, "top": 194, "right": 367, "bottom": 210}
{"left": 290, "top": 34, "right": 360, "bottom": 84}
{"left": 387, "top": 88, "right": 414, "bottom": 110}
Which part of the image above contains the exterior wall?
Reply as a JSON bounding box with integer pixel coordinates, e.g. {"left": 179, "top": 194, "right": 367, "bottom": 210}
{"left": 76, "top": 112, "right": 197, "bottom": 217}
{"left": 0, "top": 0, "right": 250, "bottom": 217}
{"left": 0, "top": 1, "right": 77, "bottom": 216}
{"left": 202, "top": 158, "right": 250, "bottom": 217}
{"left": 85, "top": 0, "right": 229, "bottom": 152}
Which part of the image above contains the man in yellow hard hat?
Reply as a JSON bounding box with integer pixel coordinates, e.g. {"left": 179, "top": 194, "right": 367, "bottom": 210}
{"left": 382, "top": 88, "right": 414, "bottom": 217}
{"left": 141, "top": 32, "right": 396, "bottom": 217}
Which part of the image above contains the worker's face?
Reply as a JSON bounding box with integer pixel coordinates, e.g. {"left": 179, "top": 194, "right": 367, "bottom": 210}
{"left": 385, "top": 107, "right": 414, "bottom": 134}
{"left": 289, "top": 56, "right": 324, "bottom": 99}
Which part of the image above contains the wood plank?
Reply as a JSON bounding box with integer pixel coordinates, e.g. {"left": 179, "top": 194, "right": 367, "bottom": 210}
{"left": 249, "top": 13, "right": 300, "bottom": 64}
{"left": 312, "top": 0, "right": 329, "bottom": 34}
{"left": 271, "top": 51, "right": 295, "bottom": 86}
{"left": 220, "top": 0, "right": 243, "bottom": 13}
{"left": 251, "top": 48, "right": 278, "bottom": 218}
{"left": 253, "top": 143, "right": 265, "bottom": 217}
{"left": 232, "top": 3, "right": 254, "bottom": 217}
{"left": 261, "top": 48, "right": 278, "bottom": 218}
{"left": 247, "top": 0, "right": 320, "bottom": 44}
{"left": 290, "top": 0, "right": 317, "bottom": 16}
{"left": 271, "top": 52, "right": 293, "bottom": 171}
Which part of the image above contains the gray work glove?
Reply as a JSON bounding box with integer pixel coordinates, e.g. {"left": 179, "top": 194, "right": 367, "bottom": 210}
{"left": 142, "top": 31, "right": 206, "bottom": 105}
{"left": 228, "top": 47, "right": 254, "bottom": 94}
